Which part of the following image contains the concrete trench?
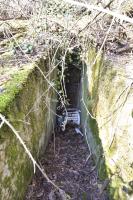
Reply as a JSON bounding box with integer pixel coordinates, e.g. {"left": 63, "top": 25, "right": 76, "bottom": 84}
{"left": 24, "top": 47, "right": 109, "bottom": 200}
{"left": 0, "top": 46, "right": 133, "bottom": 200}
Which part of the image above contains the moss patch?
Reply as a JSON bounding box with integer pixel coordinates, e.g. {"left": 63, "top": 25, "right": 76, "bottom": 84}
{"left": 0, "top": 63, "right": 34, "bottom": 113}
{"left": 86, "top": 47, "right": 133, "bottom": 200}
{"left": 0, "top": 56, "right": 57, "bottom": 200}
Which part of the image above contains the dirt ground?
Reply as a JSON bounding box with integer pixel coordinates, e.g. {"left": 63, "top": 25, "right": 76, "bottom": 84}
{"left": 25, "top": 128, "right": 109, "bottom": 200}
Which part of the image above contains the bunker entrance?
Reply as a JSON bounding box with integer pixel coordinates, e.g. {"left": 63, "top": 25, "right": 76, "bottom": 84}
{"left": 64, "top": 47, "right": 82, "bottom": 109}
{"left": 56, "top": 47, "right": 83, "bottom": 132}
{"left": 25, "top": 48, "right": 109, "bottom": 200}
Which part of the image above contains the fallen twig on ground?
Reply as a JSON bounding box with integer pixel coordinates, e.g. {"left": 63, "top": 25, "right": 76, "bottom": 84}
{"left": 0, "top": 113, "right": 71, "bottom": 199}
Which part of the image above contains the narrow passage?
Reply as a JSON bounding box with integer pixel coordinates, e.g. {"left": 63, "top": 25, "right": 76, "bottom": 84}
{"left": 25, "top": 128, "right": 108, "bottom": 200}
{"left": 25, "top": 48, "right": 108, "bottom": 200}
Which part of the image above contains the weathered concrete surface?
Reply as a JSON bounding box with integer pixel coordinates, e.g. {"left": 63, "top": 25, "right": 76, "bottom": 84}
{"left": 0, "top": 58, "right": 57, "bottom": 200}
{"left": 81, "top": 48, "right": 133, "bottom": 200}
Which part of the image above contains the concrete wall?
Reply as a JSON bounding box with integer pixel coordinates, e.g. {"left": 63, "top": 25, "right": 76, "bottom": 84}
{"left": 81, "top": 48, "right": 133, "bottom": 199}
{"left": 0, "top": 58, "right": 57, "bottom": 200}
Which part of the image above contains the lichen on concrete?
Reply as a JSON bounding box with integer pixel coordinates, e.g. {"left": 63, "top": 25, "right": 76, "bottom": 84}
{"left": 0, "top": 63, "right": 34, "bottom": 113}
{"left": 82, "top": 47, "right": 133, "bottom": 199}
{"left": 0, "top": 57, "right": 57, "bottom": 200}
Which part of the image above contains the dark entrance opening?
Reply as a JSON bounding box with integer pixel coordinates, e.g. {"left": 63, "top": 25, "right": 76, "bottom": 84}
{"left": 56, "top": 47, "right": 82, "bottom": 132}
{"left": 64, "top": 47, "right": 82, "bottom": 109}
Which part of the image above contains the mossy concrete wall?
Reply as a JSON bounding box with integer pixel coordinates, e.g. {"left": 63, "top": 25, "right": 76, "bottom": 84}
{"left": 0, "top": 58, "right": 57, "bottom": 200}
{"left": 81, "top": 48, "right": 133, "bottom": 200}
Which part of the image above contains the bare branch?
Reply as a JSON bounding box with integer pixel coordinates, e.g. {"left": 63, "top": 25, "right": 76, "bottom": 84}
{"left": 64, "top": 0, "right": 133, "bottom": 24}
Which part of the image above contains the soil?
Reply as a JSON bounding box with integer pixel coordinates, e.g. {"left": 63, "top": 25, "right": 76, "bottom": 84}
{"left": 25, "top": 128, "right": 109, "bottom": 200}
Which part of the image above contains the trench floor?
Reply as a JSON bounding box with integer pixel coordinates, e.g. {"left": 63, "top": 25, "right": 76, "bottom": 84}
{"left": 25, "top": 129, "right": 109, "bottom": 200}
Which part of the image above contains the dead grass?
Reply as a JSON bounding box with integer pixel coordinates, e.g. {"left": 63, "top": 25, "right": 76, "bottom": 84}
{"left": 0, "top": 0, "right": 133, "bottom": 90}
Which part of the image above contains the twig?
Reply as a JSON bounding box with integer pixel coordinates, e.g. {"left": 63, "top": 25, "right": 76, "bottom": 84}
{"left": 64, "top": 0, "right": 133, "bottom": 24}
{"left": 81, "top": 98, "right": 96, "bottom": 119}
{"left": 0, "top": 114, "right": 59, "bottom": 190}
{"left": 79, "top": 0, "right": 115, "bottom": 33}
{"left": 91, "top": 15, "right": 115, "bottom": 67}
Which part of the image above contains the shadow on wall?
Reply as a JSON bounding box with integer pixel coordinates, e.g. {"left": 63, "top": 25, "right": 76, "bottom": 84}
{"left": 80, "top": 59, "right": 115, "bottom": 198}
{"left": 56, "top": 47, "right": 82, "bottom": 114}
{"left": 56, "top": 46, "right": 118, "bottom": 198}
{"left": 64, "top": 47, "right": 82, "bottom": 109}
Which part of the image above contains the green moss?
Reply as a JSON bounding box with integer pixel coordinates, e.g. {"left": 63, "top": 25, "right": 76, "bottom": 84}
{"left": 89, "top": 118, "right": 100, "bottom": 144}
{"left": 108, "top": 137, "right": 117, "bottom": 157}
{"left": 87, "top": 47, "right": 104, "bottom": 115}
{"left": 86, "top": 48, "right": 120, "bottom": 198}
{"left": 89, "top": 117, "right": 108, "bottom": 181}
{"left": 0, "top": 55, "right": 57, "bottom": 200}
{"left": 109, "top": 177, "right": 126, "bottom": 200}
{"left": 81, "top": 48, "right": 109, "bottom": 183}
{"left": 87, "top": 48, "right": 103, "bottom": 145}
{"left": 0, "top": 63, "right": 34, "bottom": 113}
{"left": 6, "top": 140, "right": 20, "bottom": 168}
{"left": 131, "top": 110, "right": 133, "bottom": 118}
{"left": 13, "top": 160, "right": 33, "bottom": 200}
{"left": 3, "top": 177, "right": 11, "bottom": 188}
{"left": 0, "top": 187, "right": 2, "bottom": 200}
{"left": 99, "top": 168, "right": 108, "bottom": 181}
{"left": 86, "top": 47, "right": 133, "bottom": 200}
